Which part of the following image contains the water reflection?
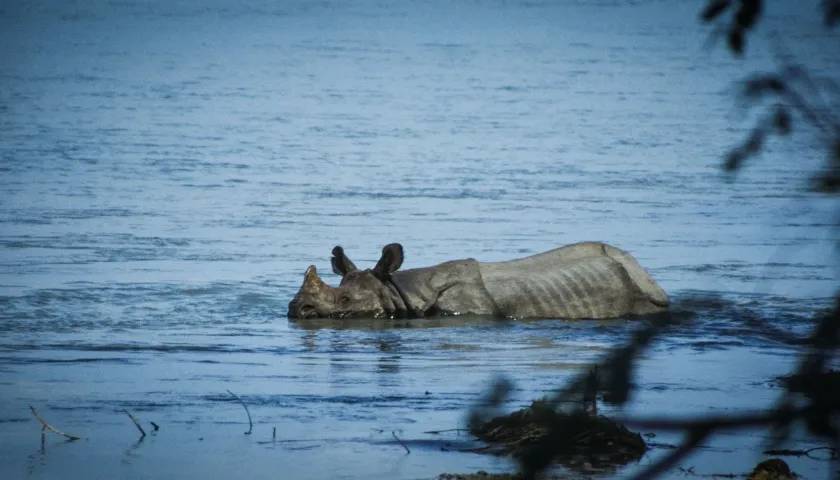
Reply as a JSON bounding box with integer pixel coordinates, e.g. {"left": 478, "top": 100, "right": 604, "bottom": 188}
{"left": 25, "top": 432, "right": 75, "bottom": 479}
{"left": 375, "top": 334, "right": 402, "bottom": 378}
{"left": 290, "top": 315, "right": 511, "bottom": 331}
{"left": 300, "top": 329, "right": 317, "bottom": 352}
{"left": 24, "top": 433, "right": 47, "bottom": 479}
{"left": 120, "top": 436, "right": 145, "bottom": 466}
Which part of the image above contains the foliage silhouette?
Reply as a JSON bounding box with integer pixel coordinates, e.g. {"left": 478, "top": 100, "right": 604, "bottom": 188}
{"left": 702, "top": 0, "right": 840, "bottom": 191}
{"left": 467, "top": 2, "right": 840, "bottom": 478}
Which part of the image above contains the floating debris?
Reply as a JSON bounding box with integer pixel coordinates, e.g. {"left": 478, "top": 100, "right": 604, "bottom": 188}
{"left": 469, "top": 400, "right": 646, "bottom": 470}
{"left": 747, "top": 458, "right": 796, "bottom": 480}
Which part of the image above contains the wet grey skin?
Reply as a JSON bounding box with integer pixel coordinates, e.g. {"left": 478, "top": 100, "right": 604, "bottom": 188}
{"left": 287, "top": 242, "right": 669, "bottom": 320}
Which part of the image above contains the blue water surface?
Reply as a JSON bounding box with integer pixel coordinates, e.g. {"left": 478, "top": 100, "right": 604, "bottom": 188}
{"left": 1, "top": 1, "right": 838, "bottom": 479}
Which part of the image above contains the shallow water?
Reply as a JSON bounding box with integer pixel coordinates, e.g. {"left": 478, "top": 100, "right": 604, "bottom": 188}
{"left": 1, "top": 0, "right": 839, "bottom": 478}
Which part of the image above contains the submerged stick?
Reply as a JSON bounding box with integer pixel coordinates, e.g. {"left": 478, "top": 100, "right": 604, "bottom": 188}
{"left": 29, "top": 406, "right": 80, "bottom": 441}
{"left": 122, "top": 409, "right": 146, "bottom": 438}
{"left": 392, "top": 431, "right": 410, "bottom": 454}
{"left": 150, "top": 421, "right": 160, "bottom": 431}
{"left": 226, "top": 389, "right": 253, "bottom": 435}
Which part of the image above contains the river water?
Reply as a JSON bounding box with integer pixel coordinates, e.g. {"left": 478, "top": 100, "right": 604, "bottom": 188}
{"left": 1, "top": 0, "right": 838, "bottom": 479}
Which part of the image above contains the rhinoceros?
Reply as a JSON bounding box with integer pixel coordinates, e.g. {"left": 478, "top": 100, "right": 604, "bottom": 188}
{"left": 287, "top": 242, "right": 668, "bottom": 320}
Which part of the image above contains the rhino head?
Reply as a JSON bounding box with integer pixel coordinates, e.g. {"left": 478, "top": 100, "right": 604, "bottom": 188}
{"left": 287, "top": 243, "right": 406, "bottom": 319}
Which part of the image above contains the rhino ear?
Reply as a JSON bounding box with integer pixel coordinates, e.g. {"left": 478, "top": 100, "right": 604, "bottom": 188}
{"left": 331, "top": 246, "right": 358, "bottom": 276}
{"left": 373, "top": 243, "right": 404, "bottom": 279}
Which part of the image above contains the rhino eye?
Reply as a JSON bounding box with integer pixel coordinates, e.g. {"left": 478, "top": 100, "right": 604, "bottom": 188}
{"left": 339, "top": 294, "right": 352, "bottom": 306}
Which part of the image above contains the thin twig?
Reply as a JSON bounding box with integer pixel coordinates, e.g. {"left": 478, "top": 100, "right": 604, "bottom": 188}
{"left": 272, "top": 426, "right": 276, "bottom": 441}
{"left": 226, "top": 389, "right": 253, "bottom": 435}
{"left": 392, "top": 431, "right": 410, "bottom": 454}
{"left": 122, "top": 409, "right": 146, "bottom": 438}
{"left": 29, "top": 406, "right": 80, "bottom": 441}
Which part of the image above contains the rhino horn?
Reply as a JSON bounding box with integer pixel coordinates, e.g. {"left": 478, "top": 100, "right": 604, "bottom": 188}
{"left": 303, "top": 265, "right": 328, "bottom": 291}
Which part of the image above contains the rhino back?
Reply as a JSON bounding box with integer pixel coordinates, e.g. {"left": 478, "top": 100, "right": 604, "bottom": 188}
{"left": 391, "top": 259, "right": 497, "bottom": 316}
{"left": 478, "top": 242, "right": 667, "bottom": 319}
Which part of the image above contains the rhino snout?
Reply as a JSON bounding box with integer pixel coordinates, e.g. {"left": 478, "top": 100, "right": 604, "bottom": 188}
{"left": 288, "top": 300, "right": 318, "bottom": 319}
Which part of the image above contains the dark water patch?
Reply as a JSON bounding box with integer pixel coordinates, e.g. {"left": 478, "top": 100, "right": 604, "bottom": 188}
{"left": 106, "top": 400, "right": 188, "bottom": 410}
{"left": 665, "top": 262, "right": 833, "bottom": 282}
{"left": 421, "top": 42, "right": 468, "bottom": 49}
{"left": 243, "top": 374, "right": 304, "bottom": 380}
{"left": 0, "top": 356, "right": 138, "bottom": 365}
{"left": 456, "top": 292, "right": 823, "bottom": 356}
{"left": 313, "top": 188, "right": 508, "bottom": 201}
{"left": 36, "top": 378, "right": 76, "bottom": 384}
{"left": 0, "top": 217, "right": 53, "bottom": 225}
{"left": 0, "top": 342, "right": 263, "bottom": 354}
{"left": 687, "top": 339, "right": 747, "bottom": 350}
{"left": 201, "top": 330, "right": 278, "bottom": 338}
{"left": 10, "top": 208, "right": 154, "bottom": 221}
{"left": 188, "top": 359, "right": 267, "bottom": 366}
{"left": 290, "top": 315, "right": 515, "bottom": 331}
{"left": 201, "top": 393, "right": 420, "bottom": 407}
{"left": 0, "top": 234, "right": 207, "bottom": 266}
{"left": 0, "top": 417, "right": 31, "bottom": 424}
{"left": 645, "top": 383, "right": 724, "bottom": 393}
{"left": 46, "top": 400, "right": 189, "bottom": 412}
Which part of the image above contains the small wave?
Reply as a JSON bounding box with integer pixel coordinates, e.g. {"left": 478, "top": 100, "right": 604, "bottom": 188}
{"left": 0, "top": 417, "right": 31, "bottom": 423}
{"left": 1, "top": 342, "right": 262, "bottom": 354}
{"left": 201, "top": 393, "right": 412, "bottom": 407}
{"left": 0, "top": 356, "right": 137, "bottom": 365}
{"left": 188, "top": 359, "right": 267, "bottom": 366}
{"left": 312, "top": 188, "right": 507, "bottom": 201}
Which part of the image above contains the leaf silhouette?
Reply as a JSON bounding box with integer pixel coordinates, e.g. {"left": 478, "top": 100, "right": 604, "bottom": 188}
{"left": 700, "top": 0, "right": 732, "bottom": 22}
{"left": 734, "top": 0, "right": 762, "bottom": 30}
{"left": 824, "top": 0, "right": 840, "bottom": 26}
{"left": 727, "top": 29, "right": 744, "bottom": 55}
